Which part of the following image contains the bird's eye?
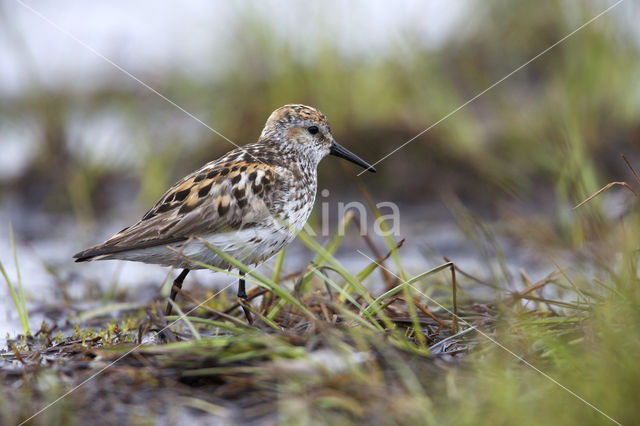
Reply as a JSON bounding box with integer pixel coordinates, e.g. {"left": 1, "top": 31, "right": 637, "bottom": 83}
{"left": 307, "top": 126, "right": 319, "bottom": 135}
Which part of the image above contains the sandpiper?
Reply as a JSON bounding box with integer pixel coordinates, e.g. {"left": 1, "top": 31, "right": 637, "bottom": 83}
{"left": 74, "top": 104, "right": 376, "bottom": 320}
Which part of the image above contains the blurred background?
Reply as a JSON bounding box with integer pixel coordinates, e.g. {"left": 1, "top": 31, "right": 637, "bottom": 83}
{"left": 1, "top": 0, "right": 639, "bottom": 336}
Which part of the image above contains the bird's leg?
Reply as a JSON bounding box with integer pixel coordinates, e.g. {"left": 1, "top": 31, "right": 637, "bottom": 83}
{"left": 237, "top": 271, "right": 253, "bottom": 324}
{"left": 165, "top": 269, "right": 190, "bottom": 316}
{"left": 238, "top": 271, "right": 247, "bottom": 299}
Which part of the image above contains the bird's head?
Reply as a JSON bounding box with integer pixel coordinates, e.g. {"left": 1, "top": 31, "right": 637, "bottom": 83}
{"left": 259, "top": 104, "right": 376, "bottom": 173}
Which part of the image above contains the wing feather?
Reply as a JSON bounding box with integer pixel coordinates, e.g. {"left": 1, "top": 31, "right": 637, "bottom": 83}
{"left": 74, "top": 151, "right": 288, "bottom": 262}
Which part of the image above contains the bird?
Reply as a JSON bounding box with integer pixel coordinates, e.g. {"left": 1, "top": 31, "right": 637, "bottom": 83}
{"left": 73, "top": 104, "right": 376, "bottom": 322}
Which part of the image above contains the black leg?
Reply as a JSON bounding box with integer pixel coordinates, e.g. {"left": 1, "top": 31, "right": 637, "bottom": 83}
{"left": 237, "top": 271, "right": 253, "bottom": 324}
{"left": 238, "top": 271, "right": 247, "bottom": 299}
{"left": 165, "top": 269, "right": 189, "bottom": 316}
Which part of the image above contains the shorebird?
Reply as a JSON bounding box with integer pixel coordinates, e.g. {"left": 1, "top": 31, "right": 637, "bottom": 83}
{"left": 73, "top": 104, "right": 376, "bottom": 321}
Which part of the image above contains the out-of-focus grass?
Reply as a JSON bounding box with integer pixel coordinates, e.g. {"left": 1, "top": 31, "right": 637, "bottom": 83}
{"left": 1, "top": 0, "right": 638, "bottom": 227}
{"left": 435, "top": 274, "right": 640, "bottom": 425}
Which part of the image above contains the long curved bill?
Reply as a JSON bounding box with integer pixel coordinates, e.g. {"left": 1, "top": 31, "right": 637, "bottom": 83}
{"left": 329, "top": 140, "right": 376, "bottom": 173}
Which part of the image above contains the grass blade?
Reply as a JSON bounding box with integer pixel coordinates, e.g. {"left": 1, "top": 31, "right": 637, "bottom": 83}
{"left": 168, "top": 299, "right": 202, "bottom": 340}
{"left": 9, "top": 224, "right": 28, "bottom": 332}
{"left": 0, "top": 262, "right": 28, "bottom": 335}
{"left": 195, "top": 238, "right": 315, "bottom": 319}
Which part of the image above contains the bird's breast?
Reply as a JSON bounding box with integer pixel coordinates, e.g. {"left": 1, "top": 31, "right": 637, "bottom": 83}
{"left": 278, "top": 168, "right": 317, "bottom": 233}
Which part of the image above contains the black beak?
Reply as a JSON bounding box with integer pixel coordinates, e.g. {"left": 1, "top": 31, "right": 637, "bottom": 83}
{"left": 329, "top": 140, "right": 376, "bottom": 173}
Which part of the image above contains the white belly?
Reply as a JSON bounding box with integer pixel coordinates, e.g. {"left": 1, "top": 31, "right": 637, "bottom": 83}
{"left": 104, "top": 225, "right": 296, "bottom": 270}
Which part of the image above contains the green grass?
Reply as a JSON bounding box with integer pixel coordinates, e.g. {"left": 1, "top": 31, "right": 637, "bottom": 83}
{"left": 2, "top": 185, "right": 640, "bottom": 424}
{"left": 0, "top": 223, "right": 30, "bottom": 337}
{"left": 2, "top": 0, "right": 638, "bottom": 220}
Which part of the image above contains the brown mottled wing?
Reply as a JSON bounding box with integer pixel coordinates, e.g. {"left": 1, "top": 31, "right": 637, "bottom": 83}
{"left": 74, "top": 158, "right": 284, "bottom": 261}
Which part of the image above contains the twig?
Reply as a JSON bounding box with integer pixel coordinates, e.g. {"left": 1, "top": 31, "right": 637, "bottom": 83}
{"left": 574, "top": 181, "right": 639, "bottom": 209}
{"left": 450, "top": 260, "right": 458, "bottom": 333}
{"left": 397, "top": 296, "right": 449, "bottom": 327}
{"left": 621, "top": 154, "right": 640, "bottom": 187}
{"left": 444, "top": 256, "right": 501, "bottom": 290}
